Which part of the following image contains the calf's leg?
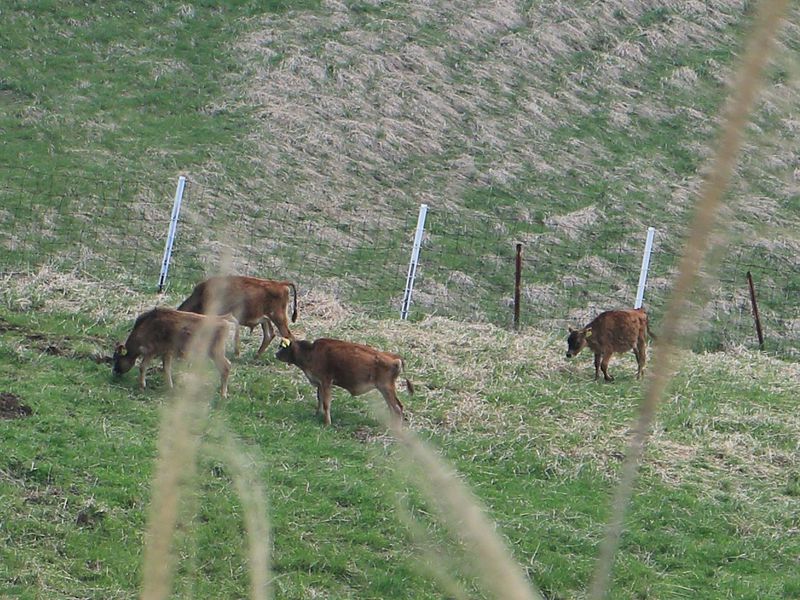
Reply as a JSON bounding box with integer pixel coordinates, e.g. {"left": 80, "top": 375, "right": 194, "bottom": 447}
{"left": 315, "top": 387, "right": 323, "bottom": 415}
{"left": 319, "top": 382, "right": 333, "bottom": 426}
{"left": 600, "top": 354, "right": 614, "bottom": 382}
{"left": 163, "top": 353, "right": 174, "bottom": 388}
{"left": 378, "top": 383, "right": 405, "bottom": 424}
{"left": 139, "top": 355, "right": 153, "bottom": 389}
{"left": 269, "top": 311, "right": 294, "bottom": 341}
{"left": 256, "top": 319, "right": 275, "bottom": 356}
{"left": 213, "top": 352, "right": 231, "bottom": 398}
{"left": 233, "top": 325, "right": 242, "bottom": 357}
{"left": 635, "top": 339, "right": 647, "bottom": 379}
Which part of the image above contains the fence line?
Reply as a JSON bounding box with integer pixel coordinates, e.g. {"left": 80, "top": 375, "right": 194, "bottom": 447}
{"left": 1, "top": 166, "right": 797, "bottom": 356}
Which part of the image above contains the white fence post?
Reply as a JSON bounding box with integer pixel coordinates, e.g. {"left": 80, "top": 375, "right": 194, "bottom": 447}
{"left": 634, "top": 226, "right": 656, "bottom": 309}
{"left": 157, "top": 175, "right": 186, "bottom": 293}
{"left": 400, "top": 203, "right": 428, "bottom": 320}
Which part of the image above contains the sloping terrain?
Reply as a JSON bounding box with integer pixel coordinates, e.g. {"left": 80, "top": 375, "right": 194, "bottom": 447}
{"left": 1, "top": 2, "right": 800, "bottom": 595}
{"left": 2, "top": 0, "right": 798, "bottom": 353}
{"left": 226, "top": 0, "right": 799, "bottom": 340}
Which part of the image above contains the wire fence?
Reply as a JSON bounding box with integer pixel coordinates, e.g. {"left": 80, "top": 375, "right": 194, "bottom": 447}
{"left": 1, "top": 165, "right": 798, "bottom": 357}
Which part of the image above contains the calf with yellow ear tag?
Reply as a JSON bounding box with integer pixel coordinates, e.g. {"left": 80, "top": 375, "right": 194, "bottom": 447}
{"left": 111, "top": 307, "right": 232, "bottom": 397}
{"left": 274, "top": 337, "right": 296, "bottom": 370}
{"left": 112, "top": 343, "right": 136, "bottom": 377}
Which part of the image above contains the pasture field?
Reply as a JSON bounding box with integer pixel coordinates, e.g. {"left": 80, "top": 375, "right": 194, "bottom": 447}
{"left": 2, "top": 1, "right": 800, "bottom": 599}
{"left": 2, "top": 1, "right": 799, "bottom": 353}
{"left": 1, "top": 272, "right": 800, "bottom": 599}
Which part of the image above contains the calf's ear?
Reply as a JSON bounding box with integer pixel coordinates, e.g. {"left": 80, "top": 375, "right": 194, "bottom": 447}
{"left": 568, "top": 326, "right": 576, "bottom": 333}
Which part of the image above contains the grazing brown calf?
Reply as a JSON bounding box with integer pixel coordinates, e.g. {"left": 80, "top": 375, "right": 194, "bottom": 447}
{"left": 177, "top": 275, "right": 298, "bottom": 357}
{"left": 565, "top": 308, "right": 656, "bottom": 381}
{"left": 275, "top": 337, "right": 413, "bottom": 426}
{"left": 112, "top": 307, "right": 232, "bottom": 397}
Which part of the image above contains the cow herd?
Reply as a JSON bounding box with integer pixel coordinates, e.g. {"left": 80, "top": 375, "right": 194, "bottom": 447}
{"left": 112, "top": 275, "right": 414, "bottom": 424}
{"left": 112, "top": 275, "right": 656, "bottom": 425}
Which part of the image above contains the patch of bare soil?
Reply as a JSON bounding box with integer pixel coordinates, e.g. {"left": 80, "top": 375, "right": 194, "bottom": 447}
{"left": 0, "top": 392, "right": 32, "bottom": 419}
{"left": 0, "top": 315, "right": 111, "bottom": 364}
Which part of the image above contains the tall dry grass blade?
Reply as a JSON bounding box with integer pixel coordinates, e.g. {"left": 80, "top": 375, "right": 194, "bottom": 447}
{"left": 139, "top": 371, "right": 210, "bottom": 600}
{"left": 395, "top": 501, "right": 471, "bottom": 600}
{"left": 588, "top": 2, "right": 790, "bottom": 598}
{"left": 140, "top": 270, "right": 230, "bottom": 599}
{"left": 207, "top": 416, "right": 272, "bottom": 600}
{"left": 141, "top": 255, "right": 271, "bottom": 599}
{"left": 387, "top": 414, "right": 543, "bottom": 600}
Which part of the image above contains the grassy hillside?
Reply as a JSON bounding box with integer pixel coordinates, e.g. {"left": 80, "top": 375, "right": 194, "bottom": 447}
{"left": 1, "top": 0, "right": 799, "bottom": 354}
{"left": 1, "top": 272, "right": 800, "bottom": 598}
{"left": 1, "top": 1, "right": 800, "bottom": 599}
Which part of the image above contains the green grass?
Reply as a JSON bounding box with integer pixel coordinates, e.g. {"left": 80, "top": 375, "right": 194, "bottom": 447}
{"left": 0, "top": 0, "right": 317, "bottom": 213}
{"left": 2, "top": 285, "right": 799, "bottom": 598}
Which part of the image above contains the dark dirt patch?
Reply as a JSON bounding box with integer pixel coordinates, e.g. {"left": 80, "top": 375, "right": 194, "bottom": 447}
{"left": 75, "top": 502, "right": 106, "bottom": 528}
{"left": 24, "top": 486, "right": 65, "bottom": 505}
{"left": 0, "top": 392, "right": 33, "bottom": 419}
{"left": 353, "top": 426, "right": 378, "bottom": 443}
{"left": 0, "top": 316, "right": 112, "bottom": 363}
{"left": 44, "top": 344, "right": 63, "bottom": 356}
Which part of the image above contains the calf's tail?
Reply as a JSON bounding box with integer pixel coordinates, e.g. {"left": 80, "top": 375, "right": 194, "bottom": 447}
{"left": 396, "top": 358, "right": 414, "bottom": 395}
{"left": 288, "top": 282, "right": 298, "bottom": 323}
{"left": 646, "top": 318, "right": 658, "bottom": 342}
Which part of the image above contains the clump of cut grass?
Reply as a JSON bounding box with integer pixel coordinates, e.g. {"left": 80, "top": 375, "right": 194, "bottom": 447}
{"left": 544, "top": 206, "right": 601, "bottom": 241}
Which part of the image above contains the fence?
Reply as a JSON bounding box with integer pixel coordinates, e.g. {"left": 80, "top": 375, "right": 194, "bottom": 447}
{"left": 1, "top": 165, "right": 798, "bottom": 357}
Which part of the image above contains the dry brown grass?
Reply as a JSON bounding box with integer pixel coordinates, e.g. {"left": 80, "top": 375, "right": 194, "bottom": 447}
{"left": 228, "top": 0, "right": 756, "bottom": 227}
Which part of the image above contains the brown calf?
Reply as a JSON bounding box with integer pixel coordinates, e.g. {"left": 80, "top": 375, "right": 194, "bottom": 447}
{"left": 112, "top": 307, "right": 232, "bottom": 397}
{"left": 177, "top": 275, "right": 298, "bottom": 357}
{"left": 565, "top": 308, "right": 656, "bottom": 381}
{"left": 275, "top": 337, "right": 413, "bottom": 426}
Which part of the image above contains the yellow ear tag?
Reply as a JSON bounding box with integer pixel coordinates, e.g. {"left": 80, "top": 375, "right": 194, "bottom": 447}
{"left": 280, "top": 338, "right": 291, "bottom": 348}
{"left": 119, "top": 347, "right": 128, "bottom": 356}
{"left": 585, "top": 330, "right": 592, "bottom": 338}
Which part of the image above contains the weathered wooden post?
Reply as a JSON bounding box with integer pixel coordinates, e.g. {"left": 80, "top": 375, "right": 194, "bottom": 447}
{"left": 513, "top": 243, "right": 522, "bottom": 331}
{"left": 746, "top": 270, "right": 765, "bottom": 349}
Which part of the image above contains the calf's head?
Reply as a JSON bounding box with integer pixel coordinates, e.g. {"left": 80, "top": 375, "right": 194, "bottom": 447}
{"left": 274, "top": 337, "right": 295, "bottom": 364}
{"left": 565, "top": 326, "right": 591, "bottom": 358}
{"left": 275, "top": 338, "right": 314, "bottom": 365}
{"left": 112, "top": 343, "right": 135, "bottom": 376}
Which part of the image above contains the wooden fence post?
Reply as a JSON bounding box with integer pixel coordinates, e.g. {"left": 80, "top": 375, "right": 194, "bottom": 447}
{"left": 514, "top": 243, "right": 522, "bottom": 331}
{"left": 746, "top": 270, "right": 765, "bottom": 349}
